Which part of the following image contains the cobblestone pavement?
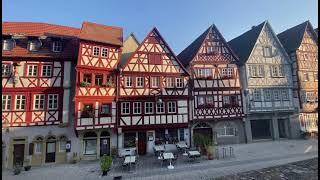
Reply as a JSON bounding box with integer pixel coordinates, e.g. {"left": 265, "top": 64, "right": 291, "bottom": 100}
{"left": 212, "top": 158, "right": 318, "bottom": 180}
{"left": 2, "top": 139, "right": 318, "bottom": 180}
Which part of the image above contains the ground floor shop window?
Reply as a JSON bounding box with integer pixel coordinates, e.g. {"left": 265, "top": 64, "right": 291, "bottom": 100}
{"left": 83, "top": 132, "right": 97, "bottom": 155}
{"left": 167, "top": 129, "right": 178, "bottom": 144}
{"left": 155, "top": 129, "right": 179, "bottom": 144}
{"left": 123, "top": 132, "right": 136, "bottom": 148}
{"left": 155, "top": 129, "right": 165, "bottom": 145}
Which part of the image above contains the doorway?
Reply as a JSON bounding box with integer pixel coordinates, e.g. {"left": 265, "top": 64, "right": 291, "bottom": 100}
{"left": 278, "top": 119, "right": 288, "bottom": 138}
{"left": 45, "top": 136, "right": 56, "bottom": 163}
{"left": 13, "top": 144, "right": 24, "bottom": 166}
{"left": 138, "top": 131, "right": 147, "bottom": 155}
{"left": 251, "top": 119, "right": 272, "bottom": 140}
{"left": 100, "top": 131, "right": 110, "bottom": 156}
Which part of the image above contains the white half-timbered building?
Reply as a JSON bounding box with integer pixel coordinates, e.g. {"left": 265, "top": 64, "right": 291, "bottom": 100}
{"left": 229, "top": 21, "right": 299, "bottom": 142}
{"left": 118, "top": 29, "right": 190, "bottom": 155}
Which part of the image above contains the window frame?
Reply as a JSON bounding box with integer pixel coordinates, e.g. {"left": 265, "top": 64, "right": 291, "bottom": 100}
{"left": 273, "top": 89, "right": 281, "bottom": 101}
{"left": 176, "top": 77, "right": 183, "bottom": 88}
{"left": 264, "top": 89, "right": 272, "bottom": 101}
{"left": 136, "top": 77, "right": 144, "bottom": 88}
{"left": 167, "top": 101, "right": 176, "bottom": 113}
{"left": 166, "top": 77, "right": 174, "bottom": 88}
{"left": 94, "top": 74, "right": 103, "bottom": 86}
{"left": 133, "top": 102, "right": 141, "bottom": 114}
{"left": 93, "top": 46, "right": 100, "bottom": 57}
{"left": 34, "top": 142, "right": 42, "bottom": 154}
{"left": 156, "top": 102, "right": 165, "bottom": 114}
{"left": 41, "top": 64, "right": 52, "bottom": 77}
{"left": 263, "top": 46, "right": 272, "bottom": 57}
{"left": 27, "top": 64, "right": 38, "bottom": 77}
{"left": 2, "top": 95, "right": 11, "bottom": 111}
{"left": 81, "top": 104, "right": 94, "bottom": 118}
{"left": 125, "top": 76, "right": 133, "bottom": 87}
{"left": 101, "top": 47, "right": 108, "bottom": 58}
{"left": 15, "top": 95, "right": 26, "bottom": 110}
{"left": 100, "top": 104, "right": 112, "bottom": 116}
{"left": 59, "top": 141, "right": 66, "bottom": 152}
{"left": 151, "top": 76, "right": 160, "bottom": 88}
{"left": 2, "top": 63, "right": 11, "bottom": 77}
{"left": 121, "top": 102, "right": 130, "bottom": 115}
{"left": 303, "top": 72, "right": 309, "bottom": 81}
{"left": 47, "top": 94, "right": 59, "bottom": 110}
{"left": 33, "top": 94, "right": 45, "bottom": 110}
{"left": 281, "top": 89, "right": 289, "bottom": 100}
{"left": 253, "top": 89, "right": 262, "bottom": 101}
{"left": 52, "top": 41, "right": 63, "bottom": 52}
{"left": 145, "top": 102, "right": 154, "bottom": 114}
{"left": 83, "top": 73, "right": 92, "bottom": 84}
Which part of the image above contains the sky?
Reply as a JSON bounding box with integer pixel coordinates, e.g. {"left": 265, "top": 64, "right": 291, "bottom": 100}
{"left": 2, "top": 0, "right": 318, "bottom": 54}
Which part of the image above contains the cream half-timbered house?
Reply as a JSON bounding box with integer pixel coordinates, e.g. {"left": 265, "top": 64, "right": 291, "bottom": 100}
{"left": 74, "top": 22, "right": 123, "bottom": 160}
{"left": 2, "top": 22, "right": 79, "bottom": 168}
{"left": 278, "top": 21, "right": 318, "bottom": 137}
{"left": 178, "top": 24, "right": 245, "bottom": 145}
{"left": 229, "top": 21, "right": 298, "bottom": 142}
{"left": 118, "top": 29, "right": 190, "bottom": 155}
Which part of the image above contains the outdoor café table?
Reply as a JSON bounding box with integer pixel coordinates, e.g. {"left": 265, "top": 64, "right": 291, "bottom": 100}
{"left": 154, "top": 145, "right": 165, "bottom": 159}
{"left": 187, "top": 150, "right": 201, "bottom": 162}
{"left": 119, "top": 148, "right": 136, "bottom": 157}
{"left": 176, "top": 142, "right": 188, "bottom": 156}
{"left": 123, "top": 155, "right": 136, "bottom": 172}
{"left": 162, "top": 152, "right": 175, "bottom": 169}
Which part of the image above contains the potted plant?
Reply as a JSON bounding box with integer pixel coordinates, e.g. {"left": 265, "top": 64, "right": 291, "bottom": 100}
{"left": 13, "top": 165, "right": 22, "bottom": 175}
{"left": 79, "top": 81, "right": 90, "bottom": 87}
{"left": 23, "top": 158, "right": 31, "bottom": 171}
{"left": 100, "top": 155, "right": 112, "bottom": 176}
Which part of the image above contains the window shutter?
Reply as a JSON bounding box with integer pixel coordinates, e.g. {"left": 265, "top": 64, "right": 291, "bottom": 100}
{"left": 29, "top": 143, "right": 34, "bottom": 155}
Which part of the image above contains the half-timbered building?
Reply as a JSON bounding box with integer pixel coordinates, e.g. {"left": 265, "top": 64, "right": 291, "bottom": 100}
{"left": 74, "top": 22, "right": 123, "bottom": 160}
{"left": 178, "top": 24, "right": 245, "bottom": 145}
{"left": 229, "top": 21, "right": 298, "bottom": 142}
{"left": 2, "top": 22, "right": 79, "bottom": 168}
{"left": 278, "top": 21, "right": 318, "bottom": 137}
{"left": 118, "top": 29, "right": 190, "bottom": 155}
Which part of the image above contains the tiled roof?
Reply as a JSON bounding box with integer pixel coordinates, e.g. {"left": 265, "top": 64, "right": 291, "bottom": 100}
{"left": 79, "top": 21, "right": 123, "bottom": 46}
{"left": 228, "top": 21, "right": 265, "bottom": 64}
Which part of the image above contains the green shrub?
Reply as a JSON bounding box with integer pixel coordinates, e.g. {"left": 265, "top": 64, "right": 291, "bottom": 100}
{"left": 100, "top": 155, "right": 112, "bottom": 172}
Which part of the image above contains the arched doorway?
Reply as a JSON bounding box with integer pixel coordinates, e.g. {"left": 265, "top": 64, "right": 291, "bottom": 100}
{"left": 100, "top": 131, "right": 110, "bottom": 156}
{"left": 193, "top": 122, "right": 213, "bottom": 153}
{"left": 45, "top": 136, "right": 56, "bottom": 163}
{"left": 83, "top": 132, "right": 97, "bottom": 156}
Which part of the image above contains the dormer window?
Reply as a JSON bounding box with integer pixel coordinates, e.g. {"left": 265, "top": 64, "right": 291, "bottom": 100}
{"left": 52, "top": 41, "right": 63, "bottom": 52}
{"left": 2, "top": 39, "right": 15, "bottom": 51}
{"left": 28, "top": 40, "right": 41, "bottom": 52}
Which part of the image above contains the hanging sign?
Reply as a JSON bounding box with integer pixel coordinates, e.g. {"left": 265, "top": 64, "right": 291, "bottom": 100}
{"left": 66, "top": 141, "right": 71, "bottom": 152}
{"left": 103, "top": 139, "right": 108, "bottom": 145}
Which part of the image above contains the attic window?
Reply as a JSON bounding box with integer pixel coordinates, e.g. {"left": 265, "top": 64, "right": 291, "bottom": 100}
{"left": 28, "top": 40, "right": 41, "bottom": 52}
{"left": 263, "top": 47, "right": 272, "bottom": 57}
{"left": 52, "top": 41, "right": 63, "bottom": 52}
{"left": 2, "top": 39, "right": 15, "bottom": 51}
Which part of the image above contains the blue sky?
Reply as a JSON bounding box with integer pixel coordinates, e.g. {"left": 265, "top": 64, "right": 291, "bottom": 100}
{"left": 3, "top": 0, "right": 318, "bottom": 53}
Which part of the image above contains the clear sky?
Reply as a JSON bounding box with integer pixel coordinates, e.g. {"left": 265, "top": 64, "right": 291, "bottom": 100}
{"left": 3, "top": 0, "right": 318, "bottom": 53}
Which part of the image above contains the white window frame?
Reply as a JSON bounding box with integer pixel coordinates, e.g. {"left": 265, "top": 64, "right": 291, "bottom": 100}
{"left": 166, "top": 77, "right": 174, "bottom": 88}
{"left": 27, "top": 65, "right": 38, "bottom": 77}
{"left": 167, "top": 101, "right": 176, "bottom": 113}
{"left": 34, "top": 142, "right": 42, "bottom": 154}
{"left": 176, "top": 78, "right": 183, "bottom": 88}
{"left": 263, "top": 46, "right": 272, "bottom": 57}
{"left": 156, "top": 102, "right": 165, "bottom": 114}
{"left": 59, "top": 141, "right": 66, "bottom": 152}
{"left": 151, "top": 77, "right": 160, "bottom": 88}
{"left": 227, "top": 68, "right": 233, "bottom": 77}
{"left": 52, "top": 41, "right": 63, "bottom": 52}
{"left": 264, "top": 89, "right": 272, "bottom": 101}
{"left": 33, "top": 94, "right": 45, "bottom": 110}
{"left": 136, "top": 77, "right": 144, "bottom": 87}
{"left": 273, "top": 89, "right": 281, "bottom": 101}
{"left": 217, "top": 126, "right": 236, "bottom": 137}
{"left": 281, "top": 89, "right": 289, "bottom": 100}
{"left": 42, "top": 65, "right": 52, "bottom": 77}
{"left": 2, "top": 95, "right": 11, "bottom": 111}
{"left": 48, "top": 94, "right": 58, "bottom": 110}
{"left": 93, "top": 46, "right": 100, "bottom": 56}
{"left": 15, "top": 95, "right": 26, "bottom": 110}
{"left": 121, "top": 102, "right": 130, "bottom": 115}
{"left": 145, "top": 102, "right": 154, "bottom": 114}
{"left": 101, "top": 48, "right": 108, "bottom": 57}
{"left": 125, "top": 76, "right": 132, "bottom": 87}
{"left": 197, "top": 96, "right": 205, "bottom": 106}
{"left": 253, "top": 89, "right": 261, "bottom": 101}
{"left": 133, "top": 102, "right": 141, "bottom": 114}
{"left": 2, "top": 64, "right": 11, "bottom": 77}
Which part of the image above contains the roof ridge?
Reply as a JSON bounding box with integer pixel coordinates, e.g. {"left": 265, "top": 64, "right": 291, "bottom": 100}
{"left": 82, "top": 21, "right": 123, "bottom": 30}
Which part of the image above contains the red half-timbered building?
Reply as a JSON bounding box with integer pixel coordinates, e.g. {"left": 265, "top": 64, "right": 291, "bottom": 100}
{"left": 2, "top": 22, "right": 79, "bottom": 168}
{"left": 74, "top": 22, "right": 123, "bottom": 160}
{"left": 178, "top": 24, "right": 245, "bottom": 145}
{"left": 118, "top": 29, "right": 190, "bottom": 155}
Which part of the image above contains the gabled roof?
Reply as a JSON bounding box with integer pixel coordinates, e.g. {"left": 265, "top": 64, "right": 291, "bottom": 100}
{"left": 177, "top": 27, "right": 210, "bottom": 67}
{"left": 277, "top": 21, "right": 317, "bottom": 53}
{"left": 228, "top": 21, "right": 265, "bottom": 64}
{"left": 79, "top": 21, "right": 123, "bottom": 46}
{"left": 2, "top": 22, "right": 80, "bottom": 38}
{"left": 119, "top": 33, "right": 140, "bottom": 68}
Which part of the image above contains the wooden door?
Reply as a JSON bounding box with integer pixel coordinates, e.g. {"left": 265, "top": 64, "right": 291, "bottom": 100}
{"left": 138, "top": 132, "right": 147, "bottom": 155}
{"left": 45, "top": 142, "right": 56, "bottom": 163}
{"left": 13, "top": 144, "right": 24, "bottom": 166}
{"left": 100, "top": 138, "right": 110, "bottom": 156}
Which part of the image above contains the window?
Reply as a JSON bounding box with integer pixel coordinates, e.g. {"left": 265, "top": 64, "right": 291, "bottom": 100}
{"left": 84, "top": 139, "right": 97, "bottom": 155}
{"left": 42, "top": 65, "right": 52, "bottom": 77}
{"left": 306, "top": 92, "right": 315, "bottom": 102}
{"left": 93, "top": 46, "right": 100, "bottom": 56}
{"left": 34, "top": 143, "right": 42, "bottom": 153}
{"left": 303, "top": 73, "right": 309, "bottom": 81}
{"left": 149, "top": 54, "right": 162, "bottom": 65}
{"left": 136, "top": 77, "right": 144, "bottom": 87}
{"left": 207, "top": 46, "right": 214, "bottom": 54}
{"left": 52, "top": 41, "right": 63, "bottom": 52}
{"left": 2, "top": 64, "right": 11, "bottom": 77}
{"left": 166, "top": 129, "right": 178, "bottom": 144}
{"left": 179, "top": 129, "right": 185, "bottom": 141}
{"left": 101, "top": 48, "right": 108, "bottom": 57}
{"left": 271, "top": 65, "right": 284, "bottom": 77}
{"left": 168, "top": 101, "right": 176, "bottom": 113}
{"left": 206, "top": 96, "right": 214, "bottom": 106}
{"left": 281, "top": 89, "right": 289, "bottom": 100}
{"left": 27, "top": 65, "right": 38, "bottom": 77}
{"left": 81, "top": 104, "right": 94, "bottom": 118}
{"left": 83, "top": 74, "right": 92, "bottom": 83}
{"left": 125, "top": 76, "right": 132, "bottom": 87}
{"left": 304, "top": 53, "right": 308, "bottom": 60}
{"left": 216, "top": 124, "right": 236, "bottom": 137}
{"left": 151, "top": 77, "right": 160, "bottom": 88}
{"left": 223, "top": 96, "right": 230, "bottom": 106}
{"left": 166, "top": 77, "right": 174, "bottom": 88}
{"left": 198, "top": 96, "right": 205, "bottom": 106}
{"left": 222, "top": 68, "right": 233, "bottom": 78}
{"left": 33, "top": 94, "right": 45, "bottom": 110}
{"left": 48, "top": 94, "right": 58, "bottom": 110}
{"left": 133, "top": 102, "right": 141, "bottom": 114}
{"left": 2, "top": 95, "right": 11, "bottom": 111}
{"left": 249, "top": 65, "right": 264, "bottom": 77}
{"left": 176, "top": 78, "right": 183, "bottom": 88}
{"left": 155, "top": 129, "right": 166, "bottom": 145}
{"left": 2, "top": 39, "right": 15, "bottom": 51}
{"left": 156, "top": 102, "right": 165, "bottom": 113}
{"left": 121, "top": 102, "right": 130, "bottom": 115}
{"left": 28, "top": 40, "right": 40, "bottom": 51}
{"left": 314, "top": 72, "right": 318, "bottom": 81}
{"left": 273, "top": 89, "right": 280, "bottom": 101}
{"left": 263, "top": 47, "right": 272, "bottom": 57}
{"left": 145, "top": 102, "right": 154, "bottom": 114}
{"left": 264, "top": 89, "right": 272, "bottom": 101}
{"left": 124, "top": 132, "right": 136, "bottom": 148}
{"left": 59, "top": 141, "right": 66, "bottom": 152}
{"left": 95, "top": 74, "right": 103, "bottom": 86}
{"left": 253, "top": 89, "right": 261, "bottom": 101}
{"left": 15, "top": 95, "right": 26, "bottom": 110}
{"left": 100, "top": 104, "right": 111, "bottom": 116}
{"left": 196, "top": 68, "right": 212, "bottom": 78}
